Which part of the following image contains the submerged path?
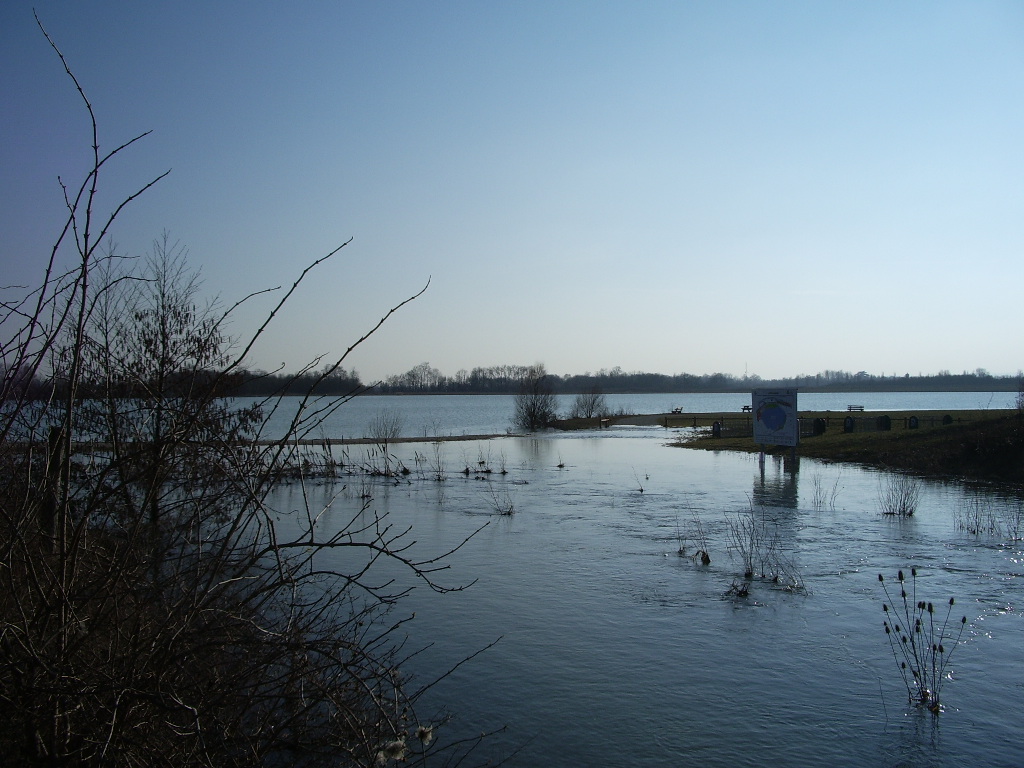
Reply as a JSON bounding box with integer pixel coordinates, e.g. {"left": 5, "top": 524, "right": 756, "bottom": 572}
{"left": 70, "top": 410, "right": 1020, "bottom": 485}
{"left": 251, "top": 433, "right": 512, "bottom": 446}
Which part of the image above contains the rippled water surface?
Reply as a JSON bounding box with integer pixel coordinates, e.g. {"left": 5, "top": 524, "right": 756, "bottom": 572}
{"left": 273, "top": 408, "right": 1023, "bottom": 767}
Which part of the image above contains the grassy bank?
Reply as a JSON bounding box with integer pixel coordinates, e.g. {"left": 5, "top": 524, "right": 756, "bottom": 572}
{"left": 676, "top": 409, "right": 1024, "bottom": 484}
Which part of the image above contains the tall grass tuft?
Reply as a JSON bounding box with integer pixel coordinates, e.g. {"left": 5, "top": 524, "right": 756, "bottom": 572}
{"left": 878, "top": 569, "right": 967, "bottom": 713}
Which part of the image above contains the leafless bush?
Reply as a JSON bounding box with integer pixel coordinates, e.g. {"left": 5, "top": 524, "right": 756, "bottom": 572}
{"left": 726, "top": 505, "right": 803, "bottom": 590}
{"left": 676, "top": 506, "right": 711, "bottom": 565}
{"left": 0, "top": 22, "right": 493, "bottom": 767}
{"left": 878, "top": 473, "right": 922, "bottom": 517}
{"left": 567, "top": 387, "right": 608, "bottom": 419}
{"left": 365, "top": 408, "right": 405, "bottom": 476}
{"left": 475, "top": 445, "right": 494, "bottom": 474}
{"left": 809, "top": 469, "right": 842, "bottom": 510}
{"left": 483, "top": 480, "right": 516, "bottom": 515}
{"left": 1007, "top": 500, "right": 1024, "bottom": 541}
{"left": 369, "top": 408, "right": 404, "bottom": 443}
{"left": 424, "top": 421, "right": 448, "bottom": 482}
{"left": 429, "top": 441, "right": 447, "bottom": 482}
{"left": 954, "top": 495, "right": 1001, "bottom": 536}
{"left": 512, "top": 364, "right": 558, "bottom": 431}
{"left": 954, "top": 494, "right": 1024, "bottom": 541}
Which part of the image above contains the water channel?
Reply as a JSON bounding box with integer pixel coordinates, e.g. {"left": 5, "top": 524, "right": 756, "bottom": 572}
{"left": 268, "top": 393, "right": 1022, "bottom": 767}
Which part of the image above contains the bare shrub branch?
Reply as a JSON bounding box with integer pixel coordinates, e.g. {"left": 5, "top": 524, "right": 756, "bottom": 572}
{"left": 1, "top": 24, "right": 491, "bottom": 767}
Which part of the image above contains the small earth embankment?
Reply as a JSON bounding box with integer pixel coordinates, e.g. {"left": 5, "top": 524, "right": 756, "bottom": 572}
{"left": 675, "top": 409, "right": 1024, "bottom": 484}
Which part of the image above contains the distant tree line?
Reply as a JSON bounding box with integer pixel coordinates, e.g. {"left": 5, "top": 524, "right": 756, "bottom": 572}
{"left": 3, "top": 364, "right": 364, "bottom": 400}
{"left": 230, "top": 365, "right": 363, "bottom": 397}
{"left": 374, "top": 363, "right": 1021, "bottom": 395}
{"left": 6, "top": 361, "right": 1019, "bottom": 400}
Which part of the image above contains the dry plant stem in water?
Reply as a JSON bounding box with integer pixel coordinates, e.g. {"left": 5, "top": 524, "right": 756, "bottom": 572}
{"left": 879, "top": 569, "right": 967, "bottom": 713}
{"left": 954, "top": 495, "right": 1024, "bottom": 542}
{"left": 681, "top": 507, "right": 710, "bottom": 565}
{"left": 484, "top": 480, "right": 515, "bottom": 515}
{"left": 810, "top": 469, "right": 842, "bottom": 510}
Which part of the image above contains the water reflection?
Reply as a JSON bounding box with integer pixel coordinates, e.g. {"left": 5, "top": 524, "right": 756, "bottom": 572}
{"left": 521, "top": 436, "right": 558, "bottom": 465}
{"left": 878, "top": 711, "right": 943, "bottom": 767}
{"left": 752, "top": 452, "right": 800, "bottom": 508}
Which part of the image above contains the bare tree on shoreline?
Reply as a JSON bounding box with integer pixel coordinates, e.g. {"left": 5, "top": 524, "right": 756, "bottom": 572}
{"left": 0, "top": 18, "right": 498, "bottom": 767}
{"left": 568, "top": 387, "right": 609, "bottom": 420}
{"left": 512, "top": 364, "right": 558, "bottom": 432}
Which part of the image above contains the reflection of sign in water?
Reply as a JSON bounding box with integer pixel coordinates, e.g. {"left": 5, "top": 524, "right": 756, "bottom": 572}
{"left": 752, "top": 388, "right": 799, "bottom": 447}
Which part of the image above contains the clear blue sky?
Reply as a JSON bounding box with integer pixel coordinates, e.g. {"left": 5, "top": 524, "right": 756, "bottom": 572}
{"left": 3, "top": 2, "right": 1023, "bottom": 382}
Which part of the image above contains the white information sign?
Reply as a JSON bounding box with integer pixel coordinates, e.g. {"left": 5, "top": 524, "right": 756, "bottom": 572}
{"left": 752, "top": 388, "right": 799, "bottom": 447}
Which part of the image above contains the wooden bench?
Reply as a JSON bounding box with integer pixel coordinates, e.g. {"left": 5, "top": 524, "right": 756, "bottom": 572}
{"left": 741, "top": 405, "right": 752, "bottom": 412}
{"left": 847, "top": 405, "right": 864, "bottom": 412}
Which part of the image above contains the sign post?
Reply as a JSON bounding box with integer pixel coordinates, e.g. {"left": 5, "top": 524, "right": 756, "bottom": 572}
{"left": 752, "top": 388, "right": 799, "bottom": 450}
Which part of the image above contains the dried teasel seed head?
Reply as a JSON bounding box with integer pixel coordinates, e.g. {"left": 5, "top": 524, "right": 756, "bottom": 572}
{"left": 911, "top": 567, "right": 917, "bottom": 577}
{"left": 938, "top": 644, "right": 945, "bottom": 653}
{"left": 949, "top": 598, "right": 955, "bottom": 606}
{"left": 961, "top": 616, "right": 967, "bottom": 624}
{"left": 898, "top": 570, "right": 905, "bottom": 582}
{"left": 928, "top": 602, "right": 934, "bottom": 614}
{"left": 878, "top": 574, "right": 884, "bottom": 582}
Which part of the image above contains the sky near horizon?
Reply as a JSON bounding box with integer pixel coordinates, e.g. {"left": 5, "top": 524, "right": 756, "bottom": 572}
{"left": 2, "top": 2, "right": 1023, "bottom": 382}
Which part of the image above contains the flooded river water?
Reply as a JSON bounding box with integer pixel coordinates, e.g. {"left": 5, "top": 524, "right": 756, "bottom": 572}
{"left": 267, "top": 397, "right": 1022, "bottom": 767}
